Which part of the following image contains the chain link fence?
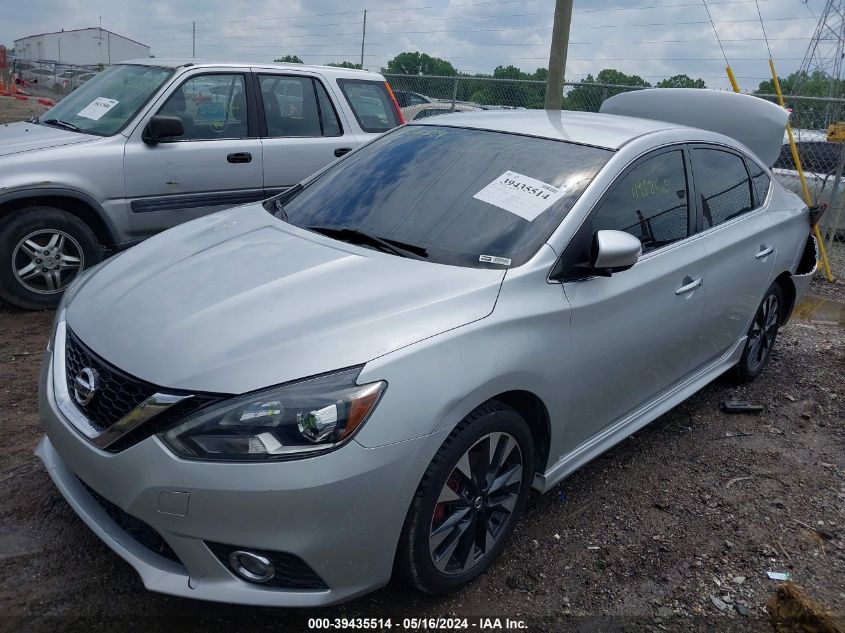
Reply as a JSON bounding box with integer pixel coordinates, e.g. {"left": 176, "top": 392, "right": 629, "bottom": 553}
{"left": 385, "top": 73, "right": 843, "bottom": 243}
{"left": 2, "top": 61, "right": 842, "bottom": 243}
{"left": 9, "top": 58, "right": 102, "bottom": 101}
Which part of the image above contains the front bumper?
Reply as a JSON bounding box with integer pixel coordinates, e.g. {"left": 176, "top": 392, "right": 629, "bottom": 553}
{"left": 36, "top": 350, "right": 446, "bottom": 607}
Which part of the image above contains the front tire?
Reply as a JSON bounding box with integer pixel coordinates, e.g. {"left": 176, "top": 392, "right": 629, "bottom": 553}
{"left": 397, "top": 401, "right": 534, "bottom": 594}
{"left": 0, "top": 206, "right": 101, "bottom": 310}
{"left": 734, "top": 282, "right": 784, "bottom": 382}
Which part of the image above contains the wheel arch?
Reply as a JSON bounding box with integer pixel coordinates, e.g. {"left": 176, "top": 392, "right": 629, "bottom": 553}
{"left": 0, "top": 188, "right": 120, "bottom": 248}
{"left": 493, "top": 390, "right": 552, "bottom": 477}
{"left": 773, "top": 270, "right": 796, "bottom": 325}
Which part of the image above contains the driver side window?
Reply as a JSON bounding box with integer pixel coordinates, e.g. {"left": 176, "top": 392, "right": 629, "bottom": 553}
{"left": 157, "top": 74, "right": 248, "bottom": 141}
{"left": 592, "top": 150, "right": 690, "bottom": 253}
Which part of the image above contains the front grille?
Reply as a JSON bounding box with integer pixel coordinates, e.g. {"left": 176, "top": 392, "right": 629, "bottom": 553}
{"left": 65, "top": 329, "right": 157, "bottom": 431}
{"left": 79, "top": 478, "right": 183, "bottom": 565}
{"left": 206, "top": 541, "right": 329, "bottom": 590}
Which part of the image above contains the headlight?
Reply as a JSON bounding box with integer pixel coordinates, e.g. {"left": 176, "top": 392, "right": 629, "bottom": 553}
{"left": 159, "top": 368, "right": 386, "bottom": 461}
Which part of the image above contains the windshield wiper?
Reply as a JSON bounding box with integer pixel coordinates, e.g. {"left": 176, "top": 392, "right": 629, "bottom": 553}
{"left": 42, "top": 118, "right": 81, "bottom": 133}
{"left": 263, "top": 183, "right": 303, "bottom": 222}
{"left": 306, "top": 226, "right": 428, "bottom": 260}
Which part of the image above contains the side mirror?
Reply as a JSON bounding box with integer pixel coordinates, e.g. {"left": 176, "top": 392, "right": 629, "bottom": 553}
{"left": 591, "top": 230, "right": 642, "bottom": 276}
{"left": 143, "top": 115, "right": 184, "bottom": 144}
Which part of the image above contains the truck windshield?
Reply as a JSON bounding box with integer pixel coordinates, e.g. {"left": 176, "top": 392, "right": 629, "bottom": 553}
{"left": 36, "top": 64, "right": 173, "bottom": 136}
{"left": 281, "top": 125, "right": 612, "bottom": 268}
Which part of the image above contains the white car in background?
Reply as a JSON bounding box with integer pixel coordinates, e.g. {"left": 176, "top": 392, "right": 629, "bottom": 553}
{"left": 22, "top": 66, "right": 59, "bottom": 90}
{"left": 401, "top": 101, "right": 484, "bottom": 122}
{"left": 772, "top": 129, "right": 843, "bottom": 238}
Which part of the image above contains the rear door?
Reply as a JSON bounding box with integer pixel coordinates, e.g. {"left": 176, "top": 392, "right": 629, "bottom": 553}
{"left": 124, "top": 70, "right": 264, "bottom": 238}
{"left": 256, "top": 72, "right": 357, "bottom": 196}
{"left": 688, "top": 145, "right": 778, "bottom": 366}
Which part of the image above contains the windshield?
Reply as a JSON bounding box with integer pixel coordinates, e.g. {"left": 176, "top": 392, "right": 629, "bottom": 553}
{"left": 281, "top": 125, "right": 612, "bottom": 268}
{"left": 37, "top": 64, "right": 173, "bottom": 136}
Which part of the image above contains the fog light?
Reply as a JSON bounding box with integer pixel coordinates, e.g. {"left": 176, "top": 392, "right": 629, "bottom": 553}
{"left": 228, "top": 550, "right": 275, "bottom": 583}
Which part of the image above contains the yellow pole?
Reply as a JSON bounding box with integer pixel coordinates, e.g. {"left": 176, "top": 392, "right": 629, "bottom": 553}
{"left": 764, "top": 59, "right": 834, "bottom": 281}
{"left": 726, "top": 66, "right": 740, "bottom": 93}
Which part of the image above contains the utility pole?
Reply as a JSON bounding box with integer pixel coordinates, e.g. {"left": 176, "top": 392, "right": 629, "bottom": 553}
{"left": 192, "top": 21, "right": 196, "bottom": 58}
{"left": 544, "top": 0, "right": 573, "bottom": 110}
{"left": 360, "top": 10, "right": 367, "bottom": 69}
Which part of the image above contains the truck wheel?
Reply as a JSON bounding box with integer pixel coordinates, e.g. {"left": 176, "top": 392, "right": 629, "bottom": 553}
{"left": 0, "top": 206, "right": 101, "bottom": 310}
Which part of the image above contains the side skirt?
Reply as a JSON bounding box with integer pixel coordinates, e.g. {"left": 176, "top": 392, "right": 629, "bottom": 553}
{"left": 533, "top": 336, "right": 746, "bottom": 493}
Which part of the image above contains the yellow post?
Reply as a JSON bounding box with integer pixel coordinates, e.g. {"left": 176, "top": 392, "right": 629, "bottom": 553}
{"left": 726, "top": 66, "right": 740, "bottom": 93}
{"left": 765, "top": 59, "right": 834, "bottom": 281}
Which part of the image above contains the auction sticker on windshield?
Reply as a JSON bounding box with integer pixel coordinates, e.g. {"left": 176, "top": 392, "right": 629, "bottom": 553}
{"left": 473, "top": 171, "right": 569, "bottom": 221}
{"left": 76, "top": 97, "right": 120, "bottom": 121}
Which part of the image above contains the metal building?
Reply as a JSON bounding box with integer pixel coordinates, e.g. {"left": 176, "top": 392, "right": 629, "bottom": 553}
{"left": 13, "top": 28, "right": 150, "bottom": 66}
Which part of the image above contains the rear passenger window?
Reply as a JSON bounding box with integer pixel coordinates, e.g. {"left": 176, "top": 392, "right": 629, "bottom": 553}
{"left": 591, "top": 150, "right": 689, "bottom": 253}
{"left": 692, "top": 149, "right": 753, "bottom": 229}
{"left": 747, "top": 161, "right": 771, "bottom": 207}
{"left": 259, "top": 76, "right": 341, "bottom": 138}
{"left": 337, "top": 79, "right": 400, "bottom": 133}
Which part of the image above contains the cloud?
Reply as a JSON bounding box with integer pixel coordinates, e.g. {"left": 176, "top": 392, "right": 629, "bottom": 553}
{"left": 0, "top": 0, "right": 829, "bottom": 90}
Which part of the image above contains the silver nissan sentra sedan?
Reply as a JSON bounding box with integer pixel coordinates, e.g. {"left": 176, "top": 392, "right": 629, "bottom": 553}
{"left": 37, "top": 89, "right": 818, "bottom": 606}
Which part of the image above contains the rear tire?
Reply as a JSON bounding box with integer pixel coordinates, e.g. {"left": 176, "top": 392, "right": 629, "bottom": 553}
{"left": 397, "top": 401, "right": 534, "bottom": 594}
{"left": 0, "top": 206, "right": 101, "bottom": 310}
{"left": 734, "top": 282, "right": 784, "bottom": 382}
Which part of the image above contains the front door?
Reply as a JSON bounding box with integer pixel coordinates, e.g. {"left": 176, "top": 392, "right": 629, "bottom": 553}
{"left": 256, "top": 73, "right": 358, "bottom": 195}
{"left": 559, "top": 148, "right": 707, "bottom": 452}
{"left": 124, "top": 71, "right": 264, "bottom": 239}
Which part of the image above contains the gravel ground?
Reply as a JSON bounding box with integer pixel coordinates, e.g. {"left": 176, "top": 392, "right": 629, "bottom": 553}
{"left": 0, "top": 98, "right": 843, "bottom": 631}
{"left": 0, "top": 252, "right": 842, "bottom": 633}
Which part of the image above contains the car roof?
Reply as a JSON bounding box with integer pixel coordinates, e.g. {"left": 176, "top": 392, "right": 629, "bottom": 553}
{"left": 412, "top": 109, "right": 683, "bottom": 150}
{"left": 120, "top": 58, "right": 385, "bottom": 81}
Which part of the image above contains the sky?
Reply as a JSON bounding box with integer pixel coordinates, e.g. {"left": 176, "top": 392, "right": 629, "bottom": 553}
{"left": 0, "top": 0, "right": 831, "bottom": 91}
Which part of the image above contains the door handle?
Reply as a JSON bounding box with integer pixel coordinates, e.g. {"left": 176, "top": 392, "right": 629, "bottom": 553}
{"left": 755, "top": 245, "right": 774, "bottom": 259}
{"left": 675, "top": 276, "right": 703, "bottom": 295}
{"left": 227, "top": 152, "right": 252, "bottom": 164}
{"left": 334, "top": 147, "right": 352, "bottom": 157}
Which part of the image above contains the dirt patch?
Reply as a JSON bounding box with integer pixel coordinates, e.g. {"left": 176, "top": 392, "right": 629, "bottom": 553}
{"left": 768, "top": 583, "right": 845, "bottom": 633}
{"left": 0, "top": 267, "right": 842, "bottom": 633}
{"left": 0, "top": 81, "right": 842, "bottom": 629}
{"left": 0, "top": 96, "right": 48, "bottom": 125}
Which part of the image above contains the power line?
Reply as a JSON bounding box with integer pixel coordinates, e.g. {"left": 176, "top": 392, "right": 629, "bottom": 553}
{"left": 754, "top": 0, "right": 774, "bottom": 57}
{"left": 701, "top": 0, "right": 729, "bottom": 65}
{"left": 146, "top": 14, "right": 816, "bottom": 41}
{"left": 133, "top": 0, "right": 803, "bottom": 32}
{"left": 148, "top": 36, "right": 813, "bottom": 50}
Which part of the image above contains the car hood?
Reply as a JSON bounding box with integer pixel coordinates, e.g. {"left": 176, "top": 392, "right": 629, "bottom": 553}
{"left": 0, "top": 121, "right": 99, "bottom": 157}
{"left": 67, "top": 205, "right": 506, "bottom": 394}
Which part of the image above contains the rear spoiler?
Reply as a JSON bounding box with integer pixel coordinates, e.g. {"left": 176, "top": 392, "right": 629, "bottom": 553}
{"left": 600, "top": 88, "right": 789, "bottom": 168}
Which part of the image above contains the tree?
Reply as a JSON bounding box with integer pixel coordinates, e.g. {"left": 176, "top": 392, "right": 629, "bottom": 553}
{"left": 656, "top": 74, "right": 706, "bottom": 89}
{"left": 327, "top": 61, "right": 362, "bottom": 69}
{"left": 564, "top": 69, "right": 651, "bottom": 112}
{"left": 385, "top": 52, "right": 457, "bottom": 76}
{"left": 754, "top": 70, "right": 845, "bottom": 128}
{"left": 274, "top": 55, "right": 303, "bottom": 64}
{"left": 463, "top": 65, "right": 546, "bottom": 108}
{"left": 754, "top": 70, "right": 837, "bottom": 97}
{"left": 594, "top": 68, "right": 651, "bottom": 88}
